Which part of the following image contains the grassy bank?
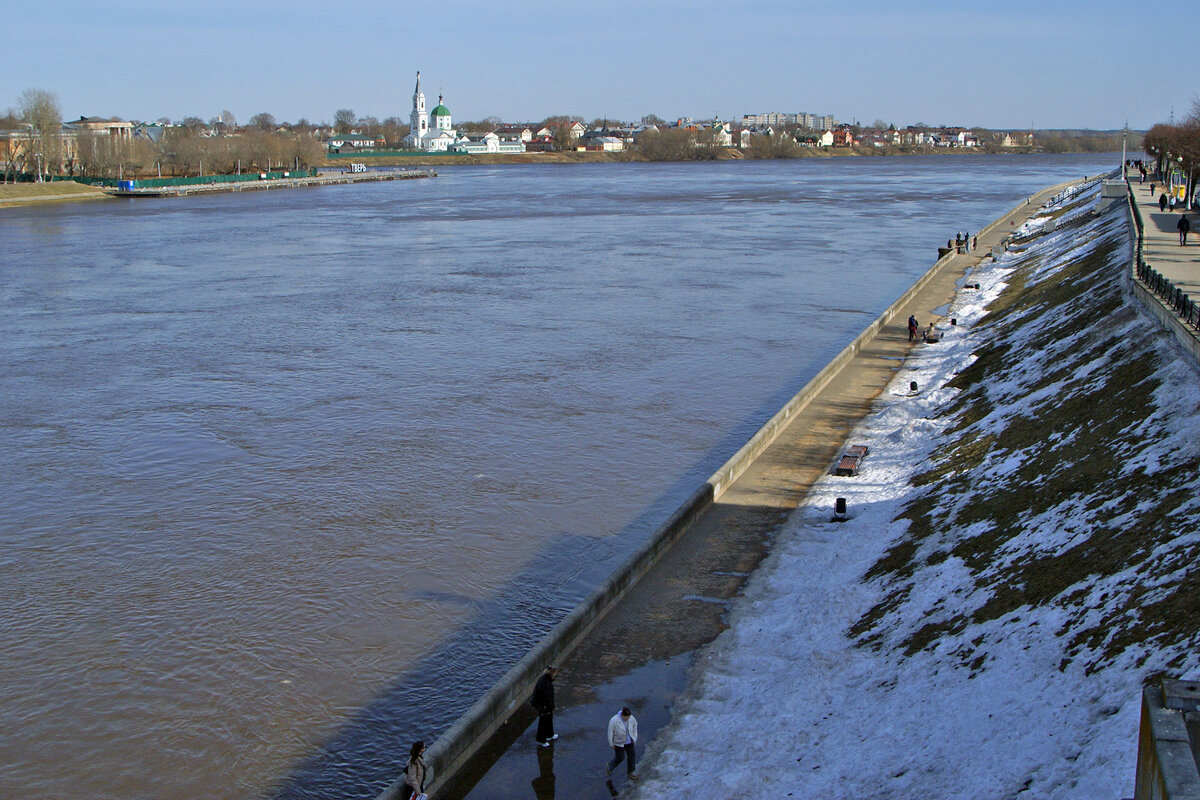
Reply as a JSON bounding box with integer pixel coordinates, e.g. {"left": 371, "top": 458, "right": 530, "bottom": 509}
{"left": 0, "top": 181, "right": 107, "bottom": 206}
{"left": 851, "top": 187, "right": 1200, "bottom": 679}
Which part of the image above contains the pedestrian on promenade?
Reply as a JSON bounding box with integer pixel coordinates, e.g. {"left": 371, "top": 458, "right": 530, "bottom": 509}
{"left": 1179, "top": 215, "right": 1191, "bottom": 246}
{"left": 531, "top": 665, "right": 560, "bottom": 747}
{"left": 964, "top": 231, "right": 971, "bottom": 252}
{"left": 972, "top": 236, "right": 978, "bottom": 251}
{"left": 1150, "top": 183, "right": 1156, "bottom": 196}
{"left": 404, "top": 740, "right": 427, "bottom": 800}
{"left": 908, "top": 315, "right": 919, "bottom": 342}
{"left": 1169, "top": 194, "right": 1177, "bottom": 212}
{"left": 1160, "top": 193, "right": 1168, "bottom": 212}
{"left": 605, "top": 706, "right": 638, "bottom": 780}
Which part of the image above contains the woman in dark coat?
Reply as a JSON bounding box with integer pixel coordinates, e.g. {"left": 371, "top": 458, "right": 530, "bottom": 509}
{"left": 532, "top": 665, "right": 559, "bottom": 745}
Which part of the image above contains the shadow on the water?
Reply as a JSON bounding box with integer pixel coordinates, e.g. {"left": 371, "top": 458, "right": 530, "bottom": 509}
{"left": 264, "top": 354, "right": 848, "bottom": 800}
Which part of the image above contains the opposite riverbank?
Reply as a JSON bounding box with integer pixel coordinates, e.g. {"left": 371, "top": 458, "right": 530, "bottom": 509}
{"left": 410, "top": 178, "right": 1094, "bottom": 800}
{"left": 0, "top": 148, "right": 1064, "bottom": 208}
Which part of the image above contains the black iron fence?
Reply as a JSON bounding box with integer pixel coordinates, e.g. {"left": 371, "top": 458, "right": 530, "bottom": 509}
{"left": 1128, "top": 185, "right": 1200, "bottom": 332}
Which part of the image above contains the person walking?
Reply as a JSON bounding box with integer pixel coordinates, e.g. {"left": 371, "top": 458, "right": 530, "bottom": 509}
{"left": 404, "top": 741, "right": 427, "bottom": 800}
{"left": 907, "top": 314, "right": 919, "bottom": 342}
{"left": 1179, "top": 214, "right": 1191, "bottom": 246}
{"left": 531, "top": 665, "right": 560, "bottom": 747}
{"left": 1160, "top": 192, "right": 1168, "bottom": 212}
{"left": 605, "top": 707, "right": 638, "bottom": 780}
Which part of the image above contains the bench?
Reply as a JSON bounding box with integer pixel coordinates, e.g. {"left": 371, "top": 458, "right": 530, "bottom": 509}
{"left": 834, "top": 444, "right": 870, "bottom": 476}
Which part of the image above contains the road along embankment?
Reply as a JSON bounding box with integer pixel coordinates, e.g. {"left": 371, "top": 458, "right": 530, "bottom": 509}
{"left": 375, "top": 174, "right": 1097, "bottom": 800}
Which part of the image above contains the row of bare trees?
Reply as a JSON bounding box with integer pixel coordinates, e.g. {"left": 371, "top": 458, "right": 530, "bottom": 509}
{"left": 1144, "top": 101, "right": 1200, "bottom": 202}
{"left": 64, "top": 128, "right": 327, "bottom": 179}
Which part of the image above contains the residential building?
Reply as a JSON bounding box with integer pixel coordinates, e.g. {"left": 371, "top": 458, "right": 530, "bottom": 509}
{"left": 1001, "top": 132, "right": 1034, "bottom": 147}
{"left": 327, "top": 133, "right": 386, "bottom": 152}
{"left": 449, "top": 131, "right": 526, "bottom": 154}
{"left": 741, "top": 111, "right": 836, "bottom": 130}
{"left": 62, "top": 116, "right": 135, "bottom": 140}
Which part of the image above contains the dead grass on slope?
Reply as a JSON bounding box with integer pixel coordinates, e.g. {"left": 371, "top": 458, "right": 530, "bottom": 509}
{"left": 851, "top": 195, "right": 1200, "bottom": 674}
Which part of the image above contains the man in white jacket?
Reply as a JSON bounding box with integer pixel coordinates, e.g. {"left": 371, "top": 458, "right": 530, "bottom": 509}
{"left": 606, "top": 706, "right": 638, "bottom": 779}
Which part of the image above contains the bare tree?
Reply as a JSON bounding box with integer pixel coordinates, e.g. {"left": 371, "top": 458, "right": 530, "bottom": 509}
{"left": 250, "top": 112, "right": 277, "bottom": 131}
{"left": 18, "top": 88, "right": 62, "bottom": 177}
{"left": 335, "top": 108, "right": 356, "bottom": 134}
{"left": 746, "top": 131, "right": 800, "bottom": 159}
{"left": 551, "top": 123, "right": 576, "bottom": 152}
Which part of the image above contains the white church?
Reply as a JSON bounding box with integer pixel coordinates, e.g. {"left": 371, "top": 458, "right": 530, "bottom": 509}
{"left": 403, "top": 72, "right": 457, "bottom": 151}
{"left": 402, "top": 72, "right": 525, "bottom": 154}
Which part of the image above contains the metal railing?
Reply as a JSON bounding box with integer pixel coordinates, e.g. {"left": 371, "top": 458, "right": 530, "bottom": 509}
{"left": 1127, "top": 184, "right": 1200, "bottom": 333}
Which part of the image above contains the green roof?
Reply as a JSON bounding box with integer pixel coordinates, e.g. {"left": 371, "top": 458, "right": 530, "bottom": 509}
{"left": 431, "top": 104, "right": 451, "bottom": 117}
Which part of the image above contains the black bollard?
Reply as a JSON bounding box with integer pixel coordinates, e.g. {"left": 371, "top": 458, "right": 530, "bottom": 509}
{"left": 951, "top": 318, "right": 957, "bottom": 326}
{"left": 833, "top": 497, "right": 848, "bottom": 522}
{"left": 909, "top": 380, "right": 918, "bottom": 393}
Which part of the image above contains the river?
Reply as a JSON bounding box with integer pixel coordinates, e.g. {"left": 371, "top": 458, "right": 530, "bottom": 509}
{"left": 0, "top": 153, "right": 1115, "bottom": 800}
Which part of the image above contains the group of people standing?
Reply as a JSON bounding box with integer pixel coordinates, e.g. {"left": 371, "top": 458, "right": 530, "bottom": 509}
{"left": 401, "top": 665, "right": 640, "bottom": 800}
{"left": 948, "top": 230, "right": 974, "bottom": 253}
{"left": 1151, "top": 182, "right": 1193, "bottom": 245}
{"left": 533, "top": 665, "right": 639, "bottom": 780}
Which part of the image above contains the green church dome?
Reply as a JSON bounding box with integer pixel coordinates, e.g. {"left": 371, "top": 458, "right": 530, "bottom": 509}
{"left": 431, "top": 104, "right": 451, "bottom": 117}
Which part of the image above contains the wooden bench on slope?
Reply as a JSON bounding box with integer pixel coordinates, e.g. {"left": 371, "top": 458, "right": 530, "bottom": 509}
{"left": 834, "top": 444, "right": 870, "bottom": 477}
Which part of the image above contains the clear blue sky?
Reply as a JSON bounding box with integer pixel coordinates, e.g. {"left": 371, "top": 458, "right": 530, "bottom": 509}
{"left": 5, "top": 0, "right": 1196, "bottom": 130}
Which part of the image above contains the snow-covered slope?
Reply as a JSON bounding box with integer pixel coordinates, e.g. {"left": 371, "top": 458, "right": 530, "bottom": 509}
{"left": 631, "top": 183, "right": 1200, "bottom": 800}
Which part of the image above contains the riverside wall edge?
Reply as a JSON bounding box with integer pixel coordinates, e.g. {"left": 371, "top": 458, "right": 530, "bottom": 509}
{"left": 372, "top": 175, "right": 1088, "bottom": 800}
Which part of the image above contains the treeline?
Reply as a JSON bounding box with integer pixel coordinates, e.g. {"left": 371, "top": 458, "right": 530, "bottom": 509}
{"left": 1032, "top": 130, "right": 1135, "bottom": 154}
{"left": 1143, "top": 102, "right": 1200, "bottom": 191}
{"left": 68, "top": 129, "right": 327, "bottom": 179}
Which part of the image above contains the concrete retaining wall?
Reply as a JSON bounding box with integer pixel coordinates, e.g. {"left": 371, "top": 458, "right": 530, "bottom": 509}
{"left": 1134, "top": 680, "right": 1200, "bottom": 800}
{"left": 373, "top": 176, "right": 1089, "bottom": 800}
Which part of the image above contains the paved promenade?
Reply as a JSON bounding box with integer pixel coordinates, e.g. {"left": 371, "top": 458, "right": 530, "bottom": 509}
{"left": 439, "top": 180, "right": 1086, "bottom": 800}
{"left": 1130, "top": 177, "right": 1200, "bottom": 294}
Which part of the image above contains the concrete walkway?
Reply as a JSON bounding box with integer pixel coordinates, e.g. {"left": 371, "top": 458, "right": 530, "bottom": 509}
{"left": 441, "top": 181, "right": 1084, "bottom": 800}
{"left": 1130, "top": 176, "right": 1200, "bottom": 294}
